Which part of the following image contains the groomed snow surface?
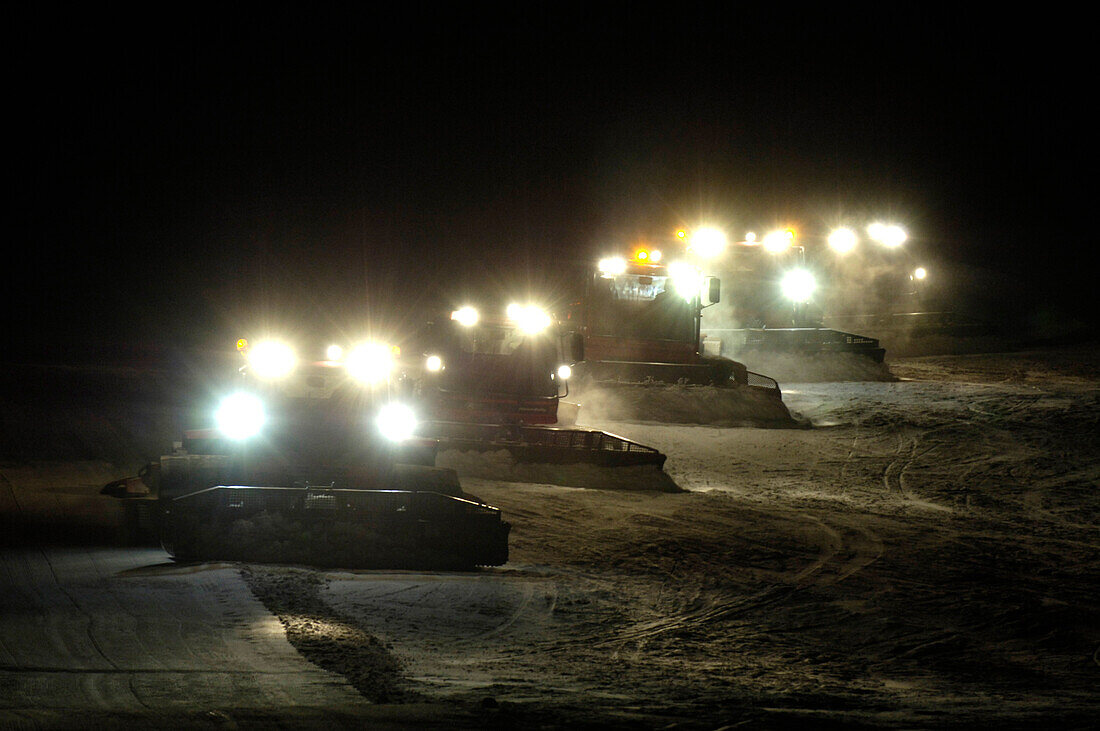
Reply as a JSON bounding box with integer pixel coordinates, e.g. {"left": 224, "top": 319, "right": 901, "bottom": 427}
{"left": 2, "top": 344, "right": 1098, "bottom": 728}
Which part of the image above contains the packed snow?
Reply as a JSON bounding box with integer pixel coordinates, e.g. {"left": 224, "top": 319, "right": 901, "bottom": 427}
{"left": 1, "top": 343, "right": 1098, "bottom": 728}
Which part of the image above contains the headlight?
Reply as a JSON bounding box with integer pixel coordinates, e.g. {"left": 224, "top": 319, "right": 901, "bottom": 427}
{"left": 346, "top": 343, "right": 394, "bottom": 384}
{"left": 425, "top": 354, "right": 444, "bottom": 372}
{"left": 598, "top": 257, "right": 627, "bottom": 276}
{"left": 780, "top": 269, "right": 817, "bottom": 303}
{"left": 688, "top": 227, "right": 726, "bottom": 259}
{"left": 248, "top": 340, "right": 297, "bottom": 379}
{"left": 508, "top": 303, "right": 552, "bottom": 335}
{"left": 215, "top": 392, "right": 266, "bottom": 440}
{"left": 827, "top": 228, "right": 857, "bottom": 254}
{"left": 451, "top": 306, "right": 479, "bottom": 327}
{"left": 557, "top": 364, "right": 572, "bottom": 381}
{"left": 762, "top": 229, "right": 794, "bottom": 254}
{"left": 868, "top": 223, "right": 907, "bottom": 248}
{"left": 668, "top": 261, "right": 703, "bottom": 301}
{"left": 376, "top": 402, "right": 417, "bottom": 442}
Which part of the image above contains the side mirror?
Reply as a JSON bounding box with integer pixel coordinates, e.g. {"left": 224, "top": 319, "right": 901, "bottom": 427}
{"left": 704, "top": 277, "right": 721, "bottom": 306}
{"left": 569, "top": 332, "right": 585, "bottom": 362}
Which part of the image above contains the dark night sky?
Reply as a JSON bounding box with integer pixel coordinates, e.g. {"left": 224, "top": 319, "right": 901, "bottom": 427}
{"left": 9, "top": 7, "right": 1095, "bottom": 357}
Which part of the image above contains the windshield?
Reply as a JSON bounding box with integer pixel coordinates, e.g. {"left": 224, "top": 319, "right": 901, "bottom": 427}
{"left": 452, "top": 323, "right": 528, "bottom": 356}
{"left": 587, "top": 272, "right": 696, "bottom": 342}
{"left": 422, "top": 321, "right": 560, "bottom": 398}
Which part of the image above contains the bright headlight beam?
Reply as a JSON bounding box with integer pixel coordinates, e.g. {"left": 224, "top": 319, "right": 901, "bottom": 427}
{"left": 376, "top": 402, "right": 417, "bottom": 442}
{"left": 508, "top": 304, "right": 552, "bottom": 335}
{"left": 780, "top": 269, "right": 817, "bottom": 303}
{"left": 215, "top": 392, "right": 266, "bottom": 440}
{"left": 248, "top": 340, "right": 297, "bottom": 379}
{"left": 451, "top": 306, "right": 479, "bottom": 327}
{"left": 598, "top": 257, "right": 627, "bottom": 276}
{"left": 762, "top": 230, "right": 793, "bottom": 254}
{"left": 828, "top": 228, "right": 857, "bottom": 254}
{"left": 869, "top": 223, "right": 907, "bottom": 248}
{"left": 346, "top": 342, "right": 393, "bottom": 384}
{"left": 668, "top": 261, "right": 703, "bottom": 301}
{"left": 689, "top": 227, "right": 727, "bottom": 259}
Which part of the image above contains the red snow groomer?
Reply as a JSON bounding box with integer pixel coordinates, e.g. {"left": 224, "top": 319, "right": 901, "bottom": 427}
{"left": 538, "top": 244, "right": 797, "bottom": 428}
{"left": 402, "top": 304, "right": 678, "bottom": 491}
{"left": 103, "top": 336, "right": 511, "bottom": 569}
{"left": 697, "top": 228, "right": 892, "bottom": 381}
{"left": 412, "top": 305, "right": 569, "bottom": 426}
{"left": 561, "top": 249, "right": 785, "bottom": 396}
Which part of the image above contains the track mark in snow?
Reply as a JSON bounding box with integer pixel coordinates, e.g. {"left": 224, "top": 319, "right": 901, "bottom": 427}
{"left": 243, "top": 567, "right": 412, "bottom": 703}
{"left": 881, "top": 433, "right": 914, "bottom": 502}
{"left": 554, "top": 511, "right": 885, "bottom": 655}
{"left": 448, "top": 579, "right": 548, "bottom": 646}
{"left": 795, "top": 515, "right": 884, "bottom": 588}
{"left": 792, "top": 514, "right": 842, "bottom": 584}
{"left": 822, "top": 523, "right": 885, "bottom": 586}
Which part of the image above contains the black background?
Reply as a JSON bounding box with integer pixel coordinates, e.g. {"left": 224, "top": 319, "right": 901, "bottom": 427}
{"left": 9, "top": 6, "right": 1094, "bottom": 357}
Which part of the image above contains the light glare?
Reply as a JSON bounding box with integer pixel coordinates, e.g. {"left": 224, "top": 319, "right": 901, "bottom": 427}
{"left": 828, "top": 228, "right": 857, "bottom": 254}
{"left": 215, "top": 392, "right": 265, "bottom": 440}
{"left": 249, "top": 340, "right": 297, "bottom": 379}
{"left": 508, "top": 304, "right": 552, "bottom": 334}
{"left": 780, "top": 268, "right": 817, "bottom": 303}
{"left": 376, "top": 402, "right": 418, "bottom": 442}
{"left": 689, "top": 227, "right": 727, "bottom": 259}
{"left": 347, "top": 343, "right": 393, "bottom": 384}
{"left": 762, "top": 230, "right": 793, "bottom": 254}
{"left": 598, "top": 257, "right": 627, "bottom": 276}
{"left": 451, "top": 307, "right": 479, "bottom": 327}
{"left": 869, "top": 223, "right": 907, "bottom": 248}
{"left": 668, "top": 261, "right": 703, "bottom": 301}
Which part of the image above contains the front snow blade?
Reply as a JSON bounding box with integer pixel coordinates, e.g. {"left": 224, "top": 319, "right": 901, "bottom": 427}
{"left": 421, "top": 421, "right": 682, "bottom": 492}
{"left": 423, "top": 422, "right": 666, "bottom": 467}
{"left": 704, "top": 327, "right": 894, "bottom": 382}
{"left": 741, "top": 327, "right": 886, "bottom": 362}
{"left": 161, "top": 485, "right": 510, "bottom": 569}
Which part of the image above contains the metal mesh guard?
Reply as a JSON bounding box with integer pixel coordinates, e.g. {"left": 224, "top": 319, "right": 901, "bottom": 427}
{"left": 746, "top": 370, "right": 781, "bottom": 395}
{"left": 517, "top": 426, "right": 658, "bottom": 453}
